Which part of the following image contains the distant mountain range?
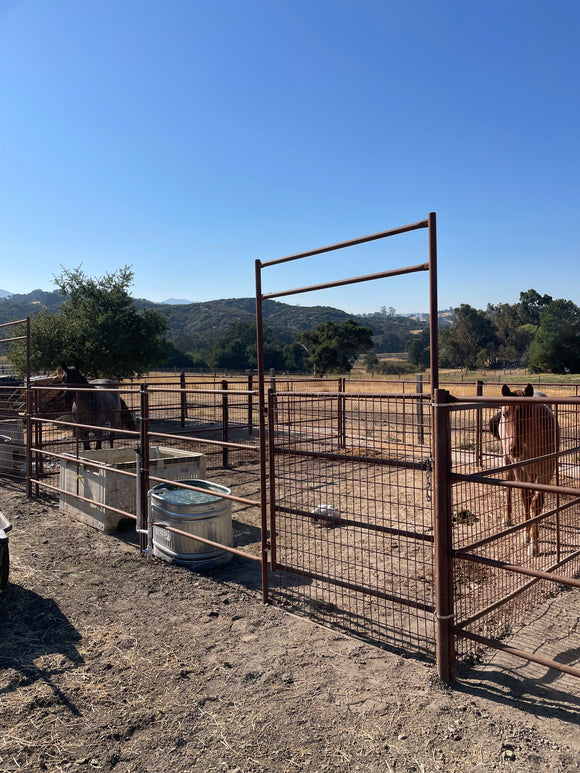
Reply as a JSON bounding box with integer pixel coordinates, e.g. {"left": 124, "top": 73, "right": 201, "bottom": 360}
{"left": 0, "top": 289, "right": 452, "bottom": 354}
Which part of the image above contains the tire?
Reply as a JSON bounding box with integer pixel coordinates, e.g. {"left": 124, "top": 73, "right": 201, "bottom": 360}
{"left": 0, "top": 539, "right": 9, "bottom": 589}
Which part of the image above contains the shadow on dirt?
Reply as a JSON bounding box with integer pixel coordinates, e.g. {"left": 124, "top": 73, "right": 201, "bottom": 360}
{"left": 0, "top": 584, "right": 84, "bottom": 715}
{"left": 456, "top": 660, "right": 580, "bottom": 727}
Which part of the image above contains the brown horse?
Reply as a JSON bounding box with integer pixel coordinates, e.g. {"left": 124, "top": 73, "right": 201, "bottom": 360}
{"left": 497, "top": 384, "right": 560, "bottom": 556}
{"left": 61, "top": 366, "right": 135, "bottom": 450}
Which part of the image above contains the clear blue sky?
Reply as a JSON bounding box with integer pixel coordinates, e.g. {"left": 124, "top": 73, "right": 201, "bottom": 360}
{"left": 1, "top": 0, "right": 578, "bottom": 314}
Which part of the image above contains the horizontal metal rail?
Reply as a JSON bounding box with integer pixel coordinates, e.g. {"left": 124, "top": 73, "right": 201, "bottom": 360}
{"left": 274, "top": 390, "right": 429, "bottom": 400}
{"left": 455, "top": 549, "right": 580, "bottom": 630}
{"left": 147, "top": 429, "right": 257, "bottom": 452}
{"left": 276, "top": 504, "right": 434, "bottom": 543}
{"left": 446, "top": 395, "right": 580, "bottom": 407}
{"left": 457, "top": 630, "right": 580, "bottom": 679}
{"left": 151, "top": 522, "right": 262, "bottom": 563}
{"left": 147, "top": 476, "right": 260, "bottom": 508}
{"left": 259, "top": 218, "right": 429, "bottom": 268}
{"left": 275, "top": 562, "right": 435, "bottom": 614}
{"left": 456, "top": 495, "right": 580, "bottom": 552}
{"left": 34, "top": 478, "right": 137, "bottom": 520}
{"left": 274, "top": 444, "right": 430, "bottom": 471}
{"left": 0, "top": 318, "right": 27, "bottom": 327}
{"left": 475, "top": 444, "right": 580, "bottom": 478}
{"left": 454, "top": 551, "right": 580, "bottom": 589}
{"left": 31, "top": 415, "right": 140, "bottom": 440}
{"left": 451, "top": 471, "right": 580, "bottom": 499}
{"left": 263, "top": 263, "right": 430, "bottom": 301}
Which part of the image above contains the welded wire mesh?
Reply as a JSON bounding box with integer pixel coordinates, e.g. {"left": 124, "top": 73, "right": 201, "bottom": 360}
{"left": 269, "top": 391, "right": 436, "bottom": 656}
{"left": 448, "top": 397, "right": 580, "bottom": 663}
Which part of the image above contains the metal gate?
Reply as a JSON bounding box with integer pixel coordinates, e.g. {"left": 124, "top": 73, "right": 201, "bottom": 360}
{"left": 267, "top": 388, "right": 436, "bottom": 656}
{"left": 440, "top": 390, "right": 580, "bottom": 677}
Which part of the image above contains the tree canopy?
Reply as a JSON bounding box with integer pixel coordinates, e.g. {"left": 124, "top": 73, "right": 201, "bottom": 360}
{"left": 300, "top": 319, "right": 374, "bottom": 375}
{"left": 528, "top": 299, "right": 580, "bottom": 374}
{"left": 9, "top": 266, "right": 170, "bottom": 379}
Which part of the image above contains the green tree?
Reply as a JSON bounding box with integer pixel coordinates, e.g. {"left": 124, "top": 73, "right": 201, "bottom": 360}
{"left": 517, "top": 289, "right": 553, "bottom": 326}
{"left": 487, "top": 302, "right": 535, "bottom": 368}
{"left": 212, "top": 321, "right": 285, "bottom": 371}
{"left": 9, "top": 266, "right": 169, "bottom": 379}
{"left": 406, "top": 329, "right": 430, "bottom": 369}
{"left": 363, "top": 352, "right": 379, "bottom": 372}
{"left": 439, "top": 304, "right": 498, "bottom": 370}
{"left": 528, "top": 299, "right": 580, "bottom": 373}
{"left": 300, "top": 319, "right": 373, "bottom": 375}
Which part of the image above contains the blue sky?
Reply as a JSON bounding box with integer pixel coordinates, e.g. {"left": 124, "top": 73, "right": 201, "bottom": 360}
{"left": 1, "top": 0, "right": 578, "bottom": 314}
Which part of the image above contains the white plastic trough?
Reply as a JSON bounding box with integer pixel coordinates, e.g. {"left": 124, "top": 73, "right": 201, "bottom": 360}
{"left": 59, "top": 446, "right": 206, "bottom": 532}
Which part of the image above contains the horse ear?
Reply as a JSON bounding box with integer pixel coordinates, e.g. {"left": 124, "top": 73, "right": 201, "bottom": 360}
{"left": 524, "top": 384, "right": 534, "bottom": 397}
{"left": 501, "top": 384, "right": 511, "bottom": 396}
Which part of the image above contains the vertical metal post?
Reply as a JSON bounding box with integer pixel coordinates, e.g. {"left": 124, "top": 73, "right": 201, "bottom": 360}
{"left": 25, "top": 317, "right": 33, "bottom": 497}
{"left": 267, "top": 388, "right": 277, "bottom": 569}
{"left": 555, "top": 403, "right": 561, "bottom": 563}
{"left": 432, "top": 388, "right": 455, "bottom": 681}
{"left": 428, "top": 212, "right": 439, "bottom": 395}
{"left": 415, "top": 374, "right": 424, "bottom": 445}
{"left": 221, "top": 379, "right": 229, "bottom": 467}
{"left": 475, "top": 380, "right": 484, "bottom": 467}
{"left": 180, "top": 371, "right": 187, "bottom": 427}
{"left": 138, "top": 385, "right": 150, "bottom": 554}
{"left": 255, "top": 260, "right": 270, "bottom": 603}
{"left": 247, "top": 373, "right": 253, "bottom": 434}
{"left": 338, "top": 377, "right": 346, "bottom": 449}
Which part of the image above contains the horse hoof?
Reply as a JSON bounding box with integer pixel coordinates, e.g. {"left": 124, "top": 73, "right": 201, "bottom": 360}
{"left": 528, "top": 543, "right": 539, "bottom": 558}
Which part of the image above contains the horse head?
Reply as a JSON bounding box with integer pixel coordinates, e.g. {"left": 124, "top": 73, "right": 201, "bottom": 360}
{"left": 500, "top": 383, "right": 535, "bottom": 458}
{"left": 61, "top": 365, "right": 90, "bottom": 387}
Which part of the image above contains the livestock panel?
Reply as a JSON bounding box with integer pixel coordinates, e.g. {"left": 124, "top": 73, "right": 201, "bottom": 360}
{"left": 446, "top": 395, "right": 580, "bottom": 671}
{"left": 269, "top": 390, "right": 436, "bottom": 657}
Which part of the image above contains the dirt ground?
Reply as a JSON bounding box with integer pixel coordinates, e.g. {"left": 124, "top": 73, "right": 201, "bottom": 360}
{"left": 1, "top": 472, "right": 579, "bottom": 773}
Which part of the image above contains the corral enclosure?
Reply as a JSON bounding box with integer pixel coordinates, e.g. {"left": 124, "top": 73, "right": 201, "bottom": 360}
{"left": 6, "top": 368, "right": 578, "bottom": 680}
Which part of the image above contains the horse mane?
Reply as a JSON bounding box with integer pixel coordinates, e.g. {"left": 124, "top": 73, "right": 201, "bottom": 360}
{"left": 61, "top": 365, "right": 91, "bottom": 386}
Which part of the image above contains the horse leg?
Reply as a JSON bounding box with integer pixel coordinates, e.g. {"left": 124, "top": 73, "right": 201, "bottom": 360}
{"left": 503, "top": 466, "right": 514, "bottom": 527}
{"left": 521, "top": 488, "right": 534, "bottom": 548}
{"left": 528, "top": 490, "right": 543, "bottom": 557}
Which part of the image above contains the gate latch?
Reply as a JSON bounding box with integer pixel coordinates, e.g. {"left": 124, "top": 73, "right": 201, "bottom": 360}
{"left": 424, "top": 457, "right": 433, "bottom": 502}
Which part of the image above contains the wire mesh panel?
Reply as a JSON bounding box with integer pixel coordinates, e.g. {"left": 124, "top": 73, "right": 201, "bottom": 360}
{"left": 448, "top": 396, "right": 580, "bottom": 665}
{"left": 269, "top": 390, "right": 436, "bottom": 657}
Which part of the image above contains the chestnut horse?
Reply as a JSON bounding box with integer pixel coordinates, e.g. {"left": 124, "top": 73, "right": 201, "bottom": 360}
{"left": 495, "top": 384, "right": 560, "bottom": 556}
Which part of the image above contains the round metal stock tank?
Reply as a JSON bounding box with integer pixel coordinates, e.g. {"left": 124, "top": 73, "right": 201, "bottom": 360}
{"left": 149, "top": 480, "right": 233, "bottom": 569}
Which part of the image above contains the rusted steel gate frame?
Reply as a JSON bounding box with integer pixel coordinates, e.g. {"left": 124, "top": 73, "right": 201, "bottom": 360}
{"left": 254, "top": 214, "right": 443, "bottom": 657}
{"left": 0, "top": 318, "right": 32, "bottom": 492}
{"left": 433, "top": 390, "right": 580, "bottom": 681}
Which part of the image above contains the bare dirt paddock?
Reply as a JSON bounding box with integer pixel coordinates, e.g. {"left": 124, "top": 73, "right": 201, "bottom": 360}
{"left": 1, "top": 471, "right": 579, "bottom": 773}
